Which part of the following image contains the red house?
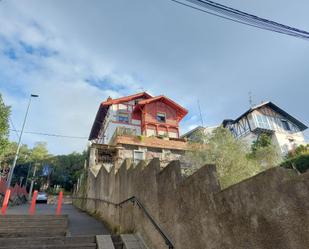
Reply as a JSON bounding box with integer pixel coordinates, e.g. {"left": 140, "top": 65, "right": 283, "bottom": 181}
{"left": 89, "top": 92, "right": 188, "bottom": 144}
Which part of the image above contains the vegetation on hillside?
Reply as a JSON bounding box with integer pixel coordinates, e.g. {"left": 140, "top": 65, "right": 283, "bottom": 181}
{"left": 281, "top": 144, "right": 309, "bottom": 173}
{"left": 0, "top": 94, "right": 11, "bottom": 160}
{"left": 0, "top": 140, "right": 87, "bottom": 191}
{"left": 184, "top": 127, "right": 281, "bottom": 189}
{"left": 0, "top": 93, "right": 86, "bottom": 192}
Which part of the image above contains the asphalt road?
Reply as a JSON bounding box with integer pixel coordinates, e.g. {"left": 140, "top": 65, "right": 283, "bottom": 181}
{"left": 6, "top": 203, "right": 110, "bottom": 236}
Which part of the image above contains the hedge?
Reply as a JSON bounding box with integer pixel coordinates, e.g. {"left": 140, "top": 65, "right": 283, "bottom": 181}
{"left": 280, "top": 153, "right": 309, "bottom": 173}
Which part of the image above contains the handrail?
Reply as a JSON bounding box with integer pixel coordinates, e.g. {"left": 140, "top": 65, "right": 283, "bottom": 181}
{"left": 73, "top": 196, "right": 175, "bottom": 249}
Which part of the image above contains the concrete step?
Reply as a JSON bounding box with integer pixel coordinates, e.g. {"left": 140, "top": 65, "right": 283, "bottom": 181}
{"left": 0, "top": 244, "right": 96, "bottom": 249}
{"left": 0, "top": 236, "right": 97, "bottom": 249}
{"left": 0, "top": 215, "right": 69, "bottom": 237}
{"left": 0, "top": 215, "right": 68, "bottom": 220}
{"left": 121, "top": 234, "right": 147, "bottom": 249}
{"left": 0, "top": 222, "right": 67, "bottom": 227}
{"left": 0, "top": 230, "right": 68, "bottom": 237}
{"left": 0, "top": 236, "right": 96, "bottom": 246}
{"left": 97, "top": 235, "right": 115, "bottom": 249}
{"left": 0, "top": 219, "right": 67, "bottom": 226}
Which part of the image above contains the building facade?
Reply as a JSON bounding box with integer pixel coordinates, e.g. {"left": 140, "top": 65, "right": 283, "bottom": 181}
{"left": 89, "top": 92, "right": 188, "bottom": 144}
{"left": 181, "top": 125, "right": 219, "bottom": 142}
{"left": 88, "top": 92, "right": 189, "bottom": 170}
{"left": 222, "top": 102, "right": 308, "bottom": 155}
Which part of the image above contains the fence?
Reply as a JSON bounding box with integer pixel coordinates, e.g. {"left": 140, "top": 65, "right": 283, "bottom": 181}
{"left": 0, "top": 179, "right": 28, "bottom": 205}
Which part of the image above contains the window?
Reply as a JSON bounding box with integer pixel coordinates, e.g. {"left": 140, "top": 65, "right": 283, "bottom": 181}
{"left": 255, "top": 114, "right": 271, "bottom": 130}
{"left": 118, "top": 113, "right": 129, "bottom": 123}
{"left": 133, "top": 150, "right": 145, "bottom": 164}
{"left": 281, "top": 120, "right": 291, "bottom": 131}
{"left": 157, "top": 113, "right": 166, "bottom": 123}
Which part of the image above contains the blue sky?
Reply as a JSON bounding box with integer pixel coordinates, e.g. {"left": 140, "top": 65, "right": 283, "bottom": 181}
{"left": 0, "top": 0, "right": 308, "bottom": 154}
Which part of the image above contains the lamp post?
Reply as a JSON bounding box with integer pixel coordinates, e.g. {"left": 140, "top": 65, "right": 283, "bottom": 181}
{"left": 6, "top": 94, "right": 39, "bottom": 188}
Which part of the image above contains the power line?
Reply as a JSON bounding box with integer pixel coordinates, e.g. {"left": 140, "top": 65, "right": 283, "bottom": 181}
{"left": 9, "top": 129, "right": 88, "bottom": 140}
{"left": 169, "top": 0, "right": 309, "bottom": 40}
{"left": 9, "top": 118, "right": 20, "bottom": 140}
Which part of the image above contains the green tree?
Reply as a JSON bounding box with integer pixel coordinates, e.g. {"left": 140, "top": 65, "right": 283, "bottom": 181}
{"left": 2, "top": 142, "right": 31, "bottom": 165}
{"left": 251, "top": 133, "right": 272, "bottom": 154}
{"left": 0, "top": 94, "right": 11, "bottom": 159}
{"left": 48, "top": 151, "right": 87, "bottom": 191}
{"left": 249, "top": 133, "right": 282, "bottom": 170}
{"left": 281, "top": 144, "right": 309, "bottom": 173}
{"left": 29, "top": 142, "right": 49, "bottom": 162}
{"left": 287, "top": 144, "right": 309, "bottom": 158}
{"left": 184, "top": 126, "right": 261, "bottom": 189}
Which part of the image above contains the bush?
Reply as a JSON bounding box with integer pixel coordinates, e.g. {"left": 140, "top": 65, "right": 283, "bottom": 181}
{"left": 184, "top": 127, "right": 262, "bottom": 189}
{"left": 281, "top": 153, "right": 309, "bottom": 173}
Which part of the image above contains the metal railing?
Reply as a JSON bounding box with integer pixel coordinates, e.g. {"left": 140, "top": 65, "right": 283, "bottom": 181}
{"left": 73, "top": 196, "right": 175, "bottom": 249}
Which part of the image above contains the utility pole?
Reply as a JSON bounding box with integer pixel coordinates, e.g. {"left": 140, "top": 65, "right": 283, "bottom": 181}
{"left": 6, "top": 94, "right": 39, "bottom": 188}
{"left": 24, "top": 162, "right": 31, "bottom": 188}
{"left": 28, "top": 164, "right": 37, "bottom": 200}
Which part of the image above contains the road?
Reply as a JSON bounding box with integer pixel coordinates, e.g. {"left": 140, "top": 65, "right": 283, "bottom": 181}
{"left": 6, "top": 203, "right": 110, "bottom": 236}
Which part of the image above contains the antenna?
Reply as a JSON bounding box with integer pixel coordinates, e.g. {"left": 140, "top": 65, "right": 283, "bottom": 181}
{"left": 248, "top": 91, "right": 253, "bottom": 107}
{"left": 197, "top": 99, "right": 204, "bottom": 127}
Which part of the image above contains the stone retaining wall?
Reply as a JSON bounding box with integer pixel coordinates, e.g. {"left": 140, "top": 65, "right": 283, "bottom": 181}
{"left": 74, "top": 159, "right": 309, "bottom": 249}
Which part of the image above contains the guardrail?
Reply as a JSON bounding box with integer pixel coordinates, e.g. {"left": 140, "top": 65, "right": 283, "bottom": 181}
{"left": 73, "top": 196, "right": 175, "bottom": 249}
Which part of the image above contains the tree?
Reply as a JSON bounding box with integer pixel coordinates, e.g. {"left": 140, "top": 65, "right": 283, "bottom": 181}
{"left": 0, "top": 94, "right": 10, "bottom": 160}
{"left": 281, "top": 144, "right": 309, "bottom": 173}
{"left": 29, "top": 142, "right": 49, "bottom": 162}
{"left": 249, "top": 133, "right": 282, "bottom": 170}
{"left": 287, "top": 144, "right": 309, "bottom": 158}
{"left": 47, "top": 151, "right": 87, "bottom": 191}
{"left": 184, "top": 126, "right": 261, "bottom": 189}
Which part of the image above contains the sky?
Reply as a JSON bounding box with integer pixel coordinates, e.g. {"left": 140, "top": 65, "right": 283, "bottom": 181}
{"left": 0, "top": 0, "right": 308, "bottom": 155}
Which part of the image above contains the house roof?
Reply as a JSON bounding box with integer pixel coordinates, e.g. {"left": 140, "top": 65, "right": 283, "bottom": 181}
{"left": 89, "top": 104, "right": 110, "bottom": 140}
{"left": 181, "top": 125, "right": 219, "bottom": 139}
{"left": 135, "top": 95, "right": 188, "bottom": 120}
{"left": 181, "top": 126, "right": 204, "bottom": 138}
{"left": 224, "top": 101, "right": 308, "bottom": 131}
{"left": 102, "top": 92, "right": 152, "bottom": 106}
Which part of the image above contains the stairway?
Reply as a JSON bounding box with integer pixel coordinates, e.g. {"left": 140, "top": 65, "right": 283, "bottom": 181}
{"left": 0, "top": 236, "right": 97, "bottom": 249}
{"left": 0, "top": 215, "right": 68, "bottom": 238}
{"left": 0, "top": 215, "right": 147, "bottom": 249}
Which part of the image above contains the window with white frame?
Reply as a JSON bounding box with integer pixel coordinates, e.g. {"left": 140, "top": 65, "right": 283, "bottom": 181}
{"left": 256, "top": 114, "right": 271, "bottom": 130}
{"left": 133, "top": 150, "right": 145, "bottom": 163}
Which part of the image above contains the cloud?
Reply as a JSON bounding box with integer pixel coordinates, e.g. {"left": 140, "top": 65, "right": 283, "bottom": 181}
{"left": 0, "top": 0, "right": 308, "bottom": 154}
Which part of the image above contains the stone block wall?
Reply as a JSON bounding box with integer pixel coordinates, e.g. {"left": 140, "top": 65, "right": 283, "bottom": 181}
{"left": 74, "top": 159, "right": 309, "bottom": 249}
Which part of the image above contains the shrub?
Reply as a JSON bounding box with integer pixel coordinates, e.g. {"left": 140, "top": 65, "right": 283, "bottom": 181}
{"left": 184, "top": 127, "right": 262, "bottom": 189}
{"left": 281, "top": 153, "right": 309, "bottom": 173}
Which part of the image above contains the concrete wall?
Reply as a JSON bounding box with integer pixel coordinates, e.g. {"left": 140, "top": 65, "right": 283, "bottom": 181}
{"left": 75, "top": 160, "right": 309, "bottom": 249}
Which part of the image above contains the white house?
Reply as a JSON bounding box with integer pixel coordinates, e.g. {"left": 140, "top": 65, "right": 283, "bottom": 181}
{"left": 182, "top": 102, "right": 307, "bottom": 155}
{"left": 222, "top": 102, "right": 307, "bottom": 155}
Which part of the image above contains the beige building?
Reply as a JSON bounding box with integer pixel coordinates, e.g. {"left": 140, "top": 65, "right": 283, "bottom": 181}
{"left": 89, "top": 128, "right": 188, "bottom": 174}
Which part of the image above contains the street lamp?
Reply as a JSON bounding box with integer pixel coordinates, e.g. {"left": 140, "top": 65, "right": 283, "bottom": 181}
{"left": 6, "top": 94, "right": 39, "bottom": 188}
